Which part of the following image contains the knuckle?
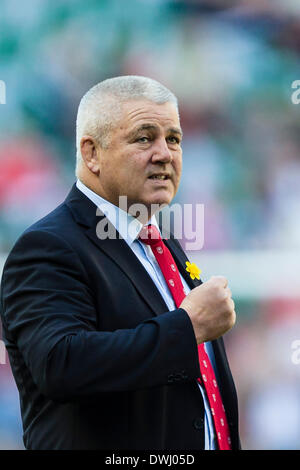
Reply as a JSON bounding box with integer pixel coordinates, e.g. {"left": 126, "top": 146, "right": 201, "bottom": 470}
{"left": 224, "top": 306, "right": 235, "bottom": 327}
{"left": 211, "top": 275, "right": 226, "bottom": 284}
{"left": 226, "top": 288, "right": 232, "bottom": 298}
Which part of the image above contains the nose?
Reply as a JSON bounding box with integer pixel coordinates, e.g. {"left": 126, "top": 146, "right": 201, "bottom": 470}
{"left": 151, "top": 137, "right": 173, "bottom": 163}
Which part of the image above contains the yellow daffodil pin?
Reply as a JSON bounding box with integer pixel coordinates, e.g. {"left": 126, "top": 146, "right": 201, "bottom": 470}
{"left": 185, "top": 261, "right": 201, "bottom": 280}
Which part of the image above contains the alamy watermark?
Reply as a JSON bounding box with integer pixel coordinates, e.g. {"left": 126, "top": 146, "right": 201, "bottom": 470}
{"left": 291, "top": 339, "right": 300, "bottom": 365}
{"left": 291, "top": 80, "right": 300, "bottom": 104}
{"left": 0, "top": 80, "right": 6, "bottom": 104}
{"left": 0, "top": 340, "right": 6, "bottom": 364}
{"left": 95, "top": 197, "right": 205, "bottom": 251}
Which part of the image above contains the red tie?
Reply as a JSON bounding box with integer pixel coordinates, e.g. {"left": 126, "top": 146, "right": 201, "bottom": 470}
{"left": 139, "top": 224, "right": 231, "bottom": 450}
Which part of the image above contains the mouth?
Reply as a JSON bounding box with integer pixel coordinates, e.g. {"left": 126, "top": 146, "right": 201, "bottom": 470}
{"left": 148, "top": 174, "right": 170, "bottom": 181}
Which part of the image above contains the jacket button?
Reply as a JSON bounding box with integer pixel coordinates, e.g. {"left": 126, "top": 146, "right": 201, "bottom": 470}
{"left": 174, "top": 373, "right": 183, "bottom": 381}
{"left": 181, "top": 371, "right": 188, "bottom": 380}
{"left": 193, "top": 418, "right": 204, "bottom": 430}
{"left": 167, "top": 374, "right": 174, "bottom": 383}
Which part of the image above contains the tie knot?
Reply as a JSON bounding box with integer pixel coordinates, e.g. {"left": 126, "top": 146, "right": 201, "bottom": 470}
{"left": 138, "top": 224, "right": 162, "bottom": 246}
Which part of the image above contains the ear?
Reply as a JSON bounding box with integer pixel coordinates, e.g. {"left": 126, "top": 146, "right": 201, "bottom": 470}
{"left": 80, "top": 136, "right": 100, "bottom": 175}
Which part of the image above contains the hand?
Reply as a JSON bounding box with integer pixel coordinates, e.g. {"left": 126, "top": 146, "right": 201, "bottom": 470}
{"left": 180, "top": 276, "right": 236, "bottom": 344}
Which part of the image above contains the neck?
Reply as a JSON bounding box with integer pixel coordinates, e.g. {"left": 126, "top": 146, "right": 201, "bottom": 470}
{"left": 78, "top": 175, "right": 155, "bottom": 224}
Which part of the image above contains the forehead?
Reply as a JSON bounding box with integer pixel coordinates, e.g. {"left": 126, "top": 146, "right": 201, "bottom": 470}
{"left": 118, "top": 99, "right": 181, "bottom": 133}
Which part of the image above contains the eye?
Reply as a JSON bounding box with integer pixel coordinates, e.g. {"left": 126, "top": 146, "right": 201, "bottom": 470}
{"left": 137, "top": 136, "right": 150, "bottom": 143}
{"left": 167, "top": 136, "right": 180, "bottom": 144}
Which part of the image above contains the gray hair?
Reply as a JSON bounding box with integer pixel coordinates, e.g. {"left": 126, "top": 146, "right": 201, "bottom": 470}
{"left": 75, "top": 75, "right": 179, "bottom": 176}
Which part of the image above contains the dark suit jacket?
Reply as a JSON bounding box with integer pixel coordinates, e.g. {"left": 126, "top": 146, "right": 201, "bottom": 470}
{"left": 0, "top": 183, "right": 240, "bottom": 450}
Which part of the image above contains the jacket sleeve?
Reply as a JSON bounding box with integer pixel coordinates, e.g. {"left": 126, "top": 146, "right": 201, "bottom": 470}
{"left": 0, "top": 229, "right": 200, "bottom": 402}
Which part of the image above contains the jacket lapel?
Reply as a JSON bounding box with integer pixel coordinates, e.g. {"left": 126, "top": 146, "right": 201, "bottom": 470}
{"left": 64, "top": 183, "right": 201, "bottom": 317}
{"left": 163, "top": 237, "right": 203, "bottom": 289}
{"left": 86, "top": 226, "right": 172, "bottom": 316}
{"left": 65, "top": 184, "right": 173, "bottom": 316}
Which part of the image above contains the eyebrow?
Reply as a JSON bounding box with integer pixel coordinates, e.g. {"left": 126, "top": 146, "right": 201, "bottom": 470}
{"left": 126, "top": 124, "right": 183, "bottom": 140}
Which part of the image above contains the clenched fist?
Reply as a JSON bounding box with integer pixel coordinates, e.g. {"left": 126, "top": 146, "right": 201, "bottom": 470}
{"left": 180, "top": 276, "right": 236, "bottom": 344}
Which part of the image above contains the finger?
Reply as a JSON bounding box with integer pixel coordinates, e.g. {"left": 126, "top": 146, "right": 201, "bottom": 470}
{"left": 231, "top": 306, "right": 236, "bottom": 326}
{"left": 210, "top": 275, "right": 228, "bottom": 288}
{"left": 225, "top": 287, "right": 232, "bottom": 298}
{"left": 228, "top": 297, "right": 235, "bottom": 311}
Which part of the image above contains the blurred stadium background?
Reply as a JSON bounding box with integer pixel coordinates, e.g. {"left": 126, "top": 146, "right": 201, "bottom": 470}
{"left": 1, "top": 0, "right": 300, "bottom": 450}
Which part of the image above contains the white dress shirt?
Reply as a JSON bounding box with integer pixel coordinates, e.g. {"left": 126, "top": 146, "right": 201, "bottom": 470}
{"left": 76, "top": 178, "right": 217, "bottom": 449}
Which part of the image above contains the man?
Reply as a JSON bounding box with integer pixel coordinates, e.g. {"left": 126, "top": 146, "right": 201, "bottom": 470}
{"left": 0, "top": 76, "right": 239, "bottom": 450}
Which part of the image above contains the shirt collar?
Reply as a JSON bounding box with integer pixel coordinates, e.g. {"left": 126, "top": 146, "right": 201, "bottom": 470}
{"left": 76, "top": 179, "right": 161, "bottom": 246}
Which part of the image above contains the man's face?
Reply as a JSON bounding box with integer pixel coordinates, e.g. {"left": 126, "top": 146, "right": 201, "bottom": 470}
{"left": 96, "top": 99, "right": 182, "bottom": 217}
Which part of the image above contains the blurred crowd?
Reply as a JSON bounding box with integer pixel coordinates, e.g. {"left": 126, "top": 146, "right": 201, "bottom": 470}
{"left": 1, "top": 0, "right": 300, "bottom": 449}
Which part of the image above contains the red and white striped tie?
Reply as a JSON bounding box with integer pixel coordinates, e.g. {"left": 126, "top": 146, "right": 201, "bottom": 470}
{"left": 139, "top": 224, "right": 231, "bottom": 450}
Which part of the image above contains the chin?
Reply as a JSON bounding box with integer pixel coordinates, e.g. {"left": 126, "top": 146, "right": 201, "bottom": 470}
{"left": 147, "top": 195, "right": 173, "bottom": 208}
{"left": 151, "top": 189, "right": 174, "bottom": 204}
